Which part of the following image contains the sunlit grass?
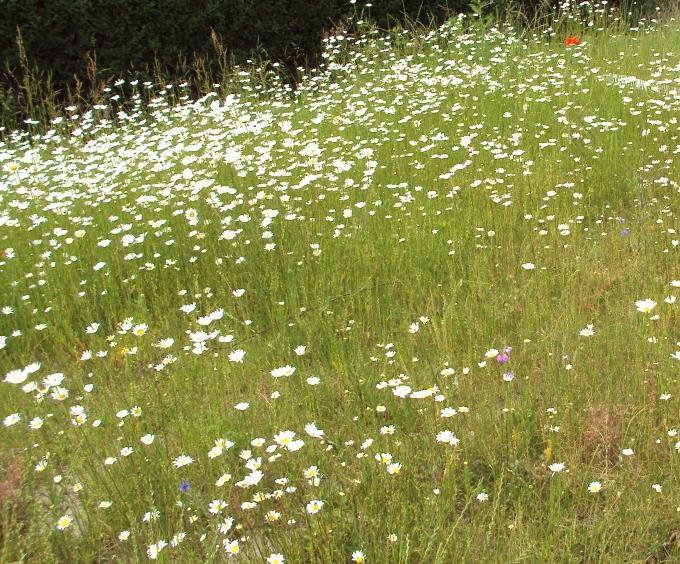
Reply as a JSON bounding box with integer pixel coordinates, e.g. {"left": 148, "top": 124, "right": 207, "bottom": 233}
{"left": 0, "top": 5, "right": 678, "bottom": 563}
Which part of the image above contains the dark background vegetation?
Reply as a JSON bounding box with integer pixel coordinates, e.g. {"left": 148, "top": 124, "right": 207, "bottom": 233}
{"left": 0, "top": 0, "right": 658, "bottom": 131}
{"left": 1, "top": 1, "right": 471, "bottom": 89}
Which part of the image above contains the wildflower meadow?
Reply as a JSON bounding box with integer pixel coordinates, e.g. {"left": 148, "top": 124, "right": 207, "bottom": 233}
{"left": 0, "top": 2, "right": 678, "bottom": 562}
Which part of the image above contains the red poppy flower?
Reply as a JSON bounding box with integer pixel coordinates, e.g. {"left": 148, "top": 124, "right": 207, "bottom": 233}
{"left": 565, "top": 36, "right": 581, "bottom": 47}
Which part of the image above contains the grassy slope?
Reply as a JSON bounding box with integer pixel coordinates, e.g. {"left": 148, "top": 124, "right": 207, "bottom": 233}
{"left": 0, "top": 14, "right": 678, "bottom": 564}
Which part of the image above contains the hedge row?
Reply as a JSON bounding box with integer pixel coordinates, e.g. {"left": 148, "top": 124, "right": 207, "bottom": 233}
{"left": 0, "top": 1, "right": 472, "bottom": 89}
{"left": 1, "top": 0, "right": 649, "bottom": 96}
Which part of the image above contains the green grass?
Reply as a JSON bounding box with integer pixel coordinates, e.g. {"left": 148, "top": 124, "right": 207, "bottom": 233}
{"left": 0, "top": 6, "right": 679, "bottom": 563}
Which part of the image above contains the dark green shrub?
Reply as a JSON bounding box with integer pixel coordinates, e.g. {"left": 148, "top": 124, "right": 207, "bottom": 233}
{"left": 0, "top": 1, "right": 470, "bottom": 90}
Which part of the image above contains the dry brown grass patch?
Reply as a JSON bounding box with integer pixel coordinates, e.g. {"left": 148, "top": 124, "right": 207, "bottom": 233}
{"left": 0, "top": 453, "right": 24, "bottom": 545}
{"left": 581, "top": 404, "right": 626, "bottom": 469}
